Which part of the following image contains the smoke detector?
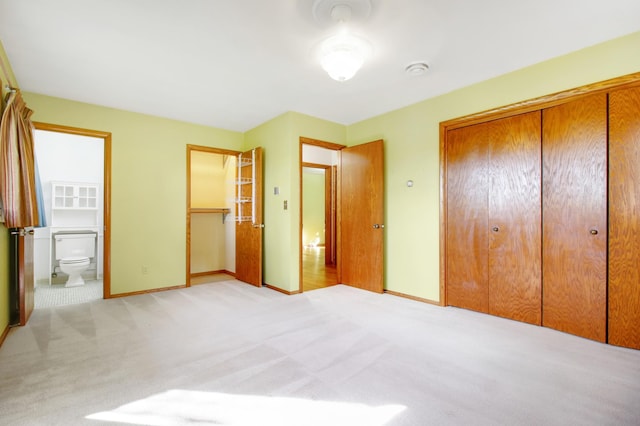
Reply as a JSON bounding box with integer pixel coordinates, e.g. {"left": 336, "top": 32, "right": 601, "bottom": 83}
{"left": 405, "top": 62, "right": 430, "bottom": 76}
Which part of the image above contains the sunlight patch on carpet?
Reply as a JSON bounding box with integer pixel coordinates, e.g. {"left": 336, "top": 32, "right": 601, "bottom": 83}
{"left": 86, "top": 389, "right": 405, "bottom": 425}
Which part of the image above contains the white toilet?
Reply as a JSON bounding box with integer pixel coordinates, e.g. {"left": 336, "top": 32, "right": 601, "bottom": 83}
{"left": 54, "top": 232, "right": 96, "bottom": 287}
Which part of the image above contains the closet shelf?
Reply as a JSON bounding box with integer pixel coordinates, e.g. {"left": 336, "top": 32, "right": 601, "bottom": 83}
{"left": 190, "top": 208, "right": 232, "bottom": 223}
{"left": 190, "top": 208, "right": 231, "bottom": 214}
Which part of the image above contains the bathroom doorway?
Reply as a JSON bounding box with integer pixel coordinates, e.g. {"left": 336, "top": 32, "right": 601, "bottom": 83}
{"left": 299, "top": 137, "right": 344, "bottom": 292}
{"left": 31, "top": 122, "right": 111, "bottom": 308}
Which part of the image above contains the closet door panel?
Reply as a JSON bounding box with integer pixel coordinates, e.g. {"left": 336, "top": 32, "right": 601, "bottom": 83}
{"left": 609, "top": 86, "right": 640, "bottom": 350}
{"left": 542, "top": 93, "right": 607, "bottom": 342}
{"left": 446, "top": 125, "right": 489, "bottom": 313}
{"left": 488, "top": 112, "right": 542, "bottom": 325}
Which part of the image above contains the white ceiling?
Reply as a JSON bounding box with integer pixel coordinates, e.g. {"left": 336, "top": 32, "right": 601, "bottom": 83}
{"left": 1, "top": 0, "right": 639, "bottom": 132}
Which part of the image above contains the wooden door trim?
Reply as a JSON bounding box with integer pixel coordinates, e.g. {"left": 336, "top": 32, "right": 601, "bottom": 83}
{"left": 186, "top": 144, "right": 241, "bottom": 287}
{"left": 325, "top": 166, "right": 336, "bottom": 265}
{"left": 33, "top": 122, "right": 112, "bottom": 299}
{"left": 302, "top": 162, "right": 331, "bottom": 169}
{"left": 440, "top": 71, "right": 640, "bottom": 308}
{"left": 441, "top": 72, "right": 640, "bottom": 131}
{"left": 300, "top": 137, "right": 345, "bottom": 151}
{"left": 299, "top": 137, "right": 345, "bottom": 293}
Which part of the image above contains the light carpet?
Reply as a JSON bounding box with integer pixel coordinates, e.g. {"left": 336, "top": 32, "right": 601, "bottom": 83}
{"left": 1, "top": 280, "right": 639, "bottom": 425}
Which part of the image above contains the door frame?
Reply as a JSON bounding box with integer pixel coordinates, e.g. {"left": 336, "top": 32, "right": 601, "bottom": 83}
{"left": 439, "top": 71, "right": 640, "bottom": 307}
{"left": 33, "top": 122, "right": 112, "bottom": 298}
{"left": 299, "top": 137, "right": 345, "bottom": 293}
{"left": 301, "top": 162, "right": 335, "bottom": 264}
{"left": 186, "top": 144, "right": 241, "bottom": 287}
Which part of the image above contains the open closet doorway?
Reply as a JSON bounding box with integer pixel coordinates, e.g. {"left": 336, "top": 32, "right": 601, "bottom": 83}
{"left": 299, "top": 137, "right": 344, "bottom": 292}
{"left": 186, "top": 145, "right": 239, "bottom": 286}
{"left": 32, "top": 122, "right": 111, "bottom": 309}
{"left": 187, "top": 144, "right": 265, "bottom": 288}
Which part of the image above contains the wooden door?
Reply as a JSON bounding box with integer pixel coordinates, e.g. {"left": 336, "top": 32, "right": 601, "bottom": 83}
{"left": 11, "top": 227, "right": 35, "bottom": 326}
{"left": 339, "top": 140, "right": 384, "bottom": 293}
{"left": 609, "top": 85, "right": 640, "bottom": 350}
{"left": 19, "top": 228, "right": 35, "bottom": 325}
{"left": 446, "top": 124, "right": 489, "bottom": 313}
{"left": 446, "top": 112, "right": 541, "bottom": 319}
{"left": 235, "top": 147, "right": 263, "bottom": 287}
{"left": 488, "top": 112, "right": 542, "bottom": 325}
{"left": 324, "top": 165, "right": 337, "bottom": 266}
{"left": 542, "top": 93, "right": 607, "bottom": 342}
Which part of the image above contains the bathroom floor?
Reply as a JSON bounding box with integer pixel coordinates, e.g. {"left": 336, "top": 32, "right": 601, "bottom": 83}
{"left": 34, "top": 280, "right": 103, "bottom": 309}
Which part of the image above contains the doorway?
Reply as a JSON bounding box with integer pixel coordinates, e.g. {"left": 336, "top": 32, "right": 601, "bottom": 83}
{"left": 186, "top": 145, "right": 239, "bottom": 286}
{"left": 299, "top": 137, "right": 385, "bottom": 294}
{"left": 299, "top": 137, "right": 344, "bottom": 292}
{"left": 187, "top": 145, "right": 265, "bottom": 288}
{"left": 32, "top": 122, "right": 111, "bottom": 307}
{"left": 302, "top": 165, "right": 337, "bottom": 291}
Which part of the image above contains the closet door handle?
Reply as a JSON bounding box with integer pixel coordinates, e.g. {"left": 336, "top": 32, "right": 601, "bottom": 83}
{"left": 492, "top": 227, "right": 499, "bottom": 232}
{"left": 590, "top": 229, "right": 598, "bottom": 235}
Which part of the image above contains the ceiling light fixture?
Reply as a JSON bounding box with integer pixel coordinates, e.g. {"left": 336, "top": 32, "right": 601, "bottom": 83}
{"left": 316, "top": 1, "right": 372, "bottom": 82}
{"left": 320, "top": 30, "right": 370, "bottom": 82}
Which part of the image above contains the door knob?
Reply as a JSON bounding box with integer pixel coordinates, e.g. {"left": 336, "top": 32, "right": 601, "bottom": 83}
{"left": 373, "top": 224, "right": 380, "bottom": 229}
{"left": 590, "top": 229, "right": 598, "bottom": 235}
{"left": 492, "top": 227, "right": 499, "bottom": 232}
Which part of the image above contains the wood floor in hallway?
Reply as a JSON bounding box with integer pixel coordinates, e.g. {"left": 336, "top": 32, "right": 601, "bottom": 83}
{"left": 302, "top": 246, "right": 336, "bottom": 292}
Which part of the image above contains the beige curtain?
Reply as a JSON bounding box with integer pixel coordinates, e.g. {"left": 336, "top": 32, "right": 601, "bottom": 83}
{"left": 0, "top": 89, "right": 40, "bottom": 228}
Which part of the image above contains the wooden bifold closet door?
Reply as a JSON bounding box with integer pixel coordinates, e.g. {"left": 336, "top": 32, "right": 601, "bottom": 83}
{"left": 542, "top": 93, "right": 608, "bottom": 343}
{"left": 445, "top": 77, "right": 640, "bottom": 350}
{"left": 609, "top": 86, "right": 640, "bottom": 350}
{"left": 446, "top": 111, "right": 542, "bottom": 325}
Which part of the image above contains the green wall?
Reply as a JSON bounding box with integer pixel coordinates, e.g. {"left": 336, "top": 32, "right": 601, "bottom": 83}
{"left": 347, "top": 31, "right": 640, "bottom": 301}
{"left": 244, "top": 111, "right": 345, "bottom": 293}
{"left": 1, "top": 31, "right": 639, "bottom": 330}
{"left": 21, "top": 94, "right": 244, "bottom": 295}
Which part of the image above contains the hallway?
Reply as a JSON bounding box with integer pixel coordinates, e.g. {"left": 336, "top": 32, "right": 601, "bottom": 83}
{"left": 302, "top": 246, "right": 336, "bottom": 291}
